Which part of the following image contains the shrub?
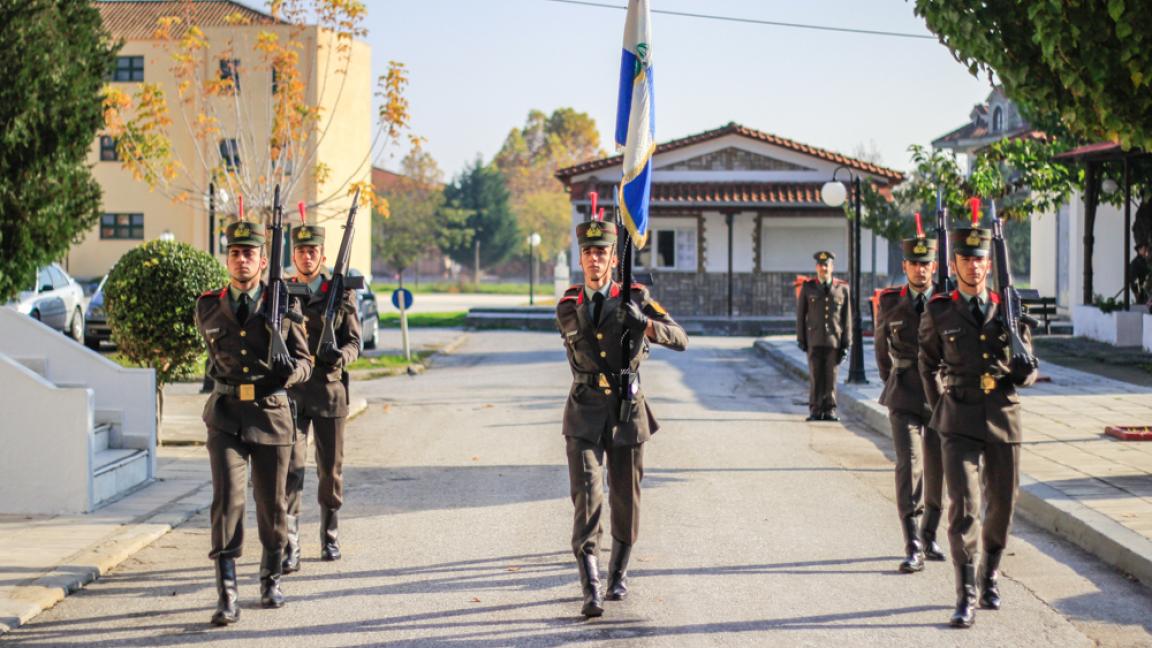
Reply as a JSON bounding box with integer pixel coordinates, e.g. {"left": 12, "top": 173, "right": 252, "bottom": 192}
{"left": 104, "top": 240, "right": 227, "bottom": 387}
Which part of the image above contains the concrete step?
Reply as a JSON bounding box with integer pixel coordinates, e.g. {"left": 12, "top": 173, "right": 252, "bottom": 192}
{"left": 92, "top": 448, "right": 151, "bottom": 508}
{"left": 92, "top": 423, "right": 112, "bottom": 453}
{"left": 12, "top": 356, "right": 47, "bottom": 378}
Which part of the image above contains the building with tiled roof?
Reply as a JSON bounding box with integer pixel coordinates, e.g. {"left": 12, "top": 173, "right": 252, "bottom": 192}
{"left": 555, "top": 123, "right": 905, "bottom": 317}
{"left": 931, "top": 87, "right": 1040, "bottom": 164}
{"left": 96, "top": 1, "right": 280, "bottom": 40}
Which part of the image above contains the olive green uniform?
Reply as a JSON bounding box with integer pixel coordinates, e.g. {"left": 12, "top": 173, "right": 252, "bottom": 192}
{"left": 796, "top": 254, "right": 851, "bottom": 419}
{"left": 285, "top": 271, "right": 361, "bottom": 562}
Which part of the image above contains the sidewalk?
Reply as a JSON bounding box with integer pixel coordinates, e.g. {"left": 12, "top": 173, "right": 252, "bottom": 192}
{"left": 755, "top": 335, "right": 1152, "bottom": 587}
{"left": 0, "top": 330, "right": 466, "bottom": 635}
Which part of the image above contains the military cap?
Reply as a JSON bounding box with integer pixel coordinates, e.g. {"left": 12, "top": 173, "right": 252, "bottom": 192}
{"left": 225, "top": 221, "right": 266, "bottom": 247}
{"left": 901, "top": 237, "right": 937, "bottom": 262}
{"left": 576, "top": 219, "right": 617, "bottom": 248}
{"left": 950, "top": 227, "right": 991, "bottom": 258}
{"left": 813, "top": 250, "right": 835, "bottom": 265}
{"left": 291, "top": 225, "right": 325, "bottom": 248}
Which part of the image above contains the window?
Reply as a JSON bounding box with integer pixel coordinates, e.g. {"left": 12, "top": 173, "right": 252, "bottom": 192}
{"left": 99, "top": 136, "right": 119, "bottom": 161}
{"left": 219, "top": 58, "right": 241, "bottom": 93}
{"left": 111, "top": 56, "right": 144, "bottom": 82}
{"left": 992, "top": 106, "right": 1004, "bottom": 133}
{"left": 47, "top": 265, "right": 68, "bottom": 289}
{"left": 100, "top": 213, "right": 144, "bottom": 240}
{"left": 219, "top": 139, "right": 241, "bottom": 171}
{"left": 36, "top": 268, "right": 53, "bottom": 292}
{"left": 271, "top": 67, "right": 279, "bottom": 95}
{"left": 634, "top": 227, "right": 696, "bottom": 271}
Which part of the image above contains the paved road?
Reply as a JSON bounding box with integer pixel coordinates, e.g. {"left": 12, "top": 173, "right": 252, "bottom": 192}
{"left": 4, "top": 332, "right": 1150, "bottom": 646}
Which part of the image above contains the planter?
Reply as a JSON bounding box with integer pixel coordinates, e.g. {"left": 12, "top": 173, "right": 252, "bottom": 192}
{"left": 1072, "top": 305, "right": 1144, "bottom": 346}
{"left": 1144, "top": 314, "right": 1152, "bottom": 353}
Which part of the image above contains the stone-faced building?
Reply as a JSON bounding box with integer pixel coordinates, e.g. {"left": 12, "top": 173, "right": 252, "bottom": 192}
{"left": 555, "top": 123, "right": 904, "bottom": 316}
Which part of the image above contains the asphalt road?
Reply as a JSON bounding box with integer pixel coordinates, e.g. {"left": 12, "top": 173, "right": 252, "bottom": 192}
{"left": 4, "top": 332, "right": 1151, "bottom": 647}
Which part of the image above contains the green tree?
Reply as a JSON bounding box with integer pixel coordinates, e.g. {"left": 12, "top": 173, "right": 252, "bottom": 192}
{"left": 494, "top": 108, "right": 603, "bottom": 259}
{"left": 375, "top": 140, "right": 446, "bottom": 278}
{"left": 914, "top": 1, "right": 1152, "bottom": 150}
{"left": 0, "top": 1, "right": 117, "bottom": 300}
{"left": 104, "top": 240, "right": 227, "bottom": 431}
{"left": 439, "top": 158, "right": 519, "bottom": 276}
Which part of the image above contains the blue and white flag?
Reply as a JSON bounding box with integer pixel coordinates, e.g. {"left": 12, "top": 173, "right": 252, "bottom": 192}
{"left": 615, "top": 0, "right": 654, "bottom": 249}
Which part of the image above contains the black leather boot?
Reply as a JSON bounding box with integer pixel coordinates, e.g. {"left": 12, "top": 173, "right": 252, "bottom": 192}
{"left": 282, "top": 515, "right": 301, "bottom": 574}
{"left": 921, "top": 508, "right": 946, "bottom": 561}
{"left": 824, "top": 408, "right": 840, "bottom": 422}
{"left": 259, "top": 550, "right": 286, "bottom": 609}
{"left": 949, "top": 562, "right": 977, "bottom": 628}
{"left": 576, "top": 552, "right": 604, "bottom": 617}
{"left": 320, "top": 507, "right": 341, "bottom": 561}
{"left": 898, "top": 516, "right": 925, "bottom": 573}
{"left": 210, "top": 557, "right": 240, "bottom": 626}
{"left": 980, "top": 552, "right": 1002, "bottom": 610}
{"left": 605, "top": 539, "right": 633, "bottom": 601}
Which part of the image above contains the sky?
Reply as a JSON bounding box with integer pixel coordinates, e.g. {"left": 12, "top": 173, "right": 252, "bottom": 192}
{"left": 358, "top": 1, "right": 993, "bottom": 177}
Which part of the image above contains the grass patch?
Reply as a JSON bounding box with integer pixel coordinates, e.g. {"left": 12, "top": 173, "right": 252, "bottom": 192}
{"left": 348, "top": 350, "right": 433, "bottom": 371}
{"left": 379, "top": 311, "right": 468, "bottom": 328}
{"left": 372, "top": 281, "right": 549, "bottom": 296}
{"left": 106, "top": 352, "right": 206, "bottom": 382}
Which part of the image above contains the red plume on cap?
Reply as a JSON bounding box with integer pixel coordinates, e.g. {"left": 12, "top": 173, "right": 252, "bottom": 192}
{"left": 237, "top": 195, "right": 245, "bottom": 221}
{"left": 914, "top": 212, "right": 924, "bottom": 238}
{"left": 297, "top": 201, "right": 306, "bottom": 224}
{"left": 589, "top": 191, "right": 601, "bottom": 222}
{"left": 968, "top": 197, "right": 981, "bottom": 225}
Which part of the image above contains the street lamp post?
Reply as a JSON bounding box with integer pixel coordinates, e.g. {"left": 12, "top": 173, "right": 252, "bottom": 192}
{"left": 528, "top": 232, "right": 542, "bottom": 306}
{"left": 821, "top": 168, "right": 867, "bottom": 384}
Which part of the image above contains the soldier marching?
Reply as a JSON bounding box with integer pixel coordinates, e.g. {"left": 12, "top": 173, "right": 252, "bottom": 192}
{"left": 796, "top": 251, "right": 851, "bottom": 421}
{"left": 555, "top": 217, "right": 688, "bottom": 617}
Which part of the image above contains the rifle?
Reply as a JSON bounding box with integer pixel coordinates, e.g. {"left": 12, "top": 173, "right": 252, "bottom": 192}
{"left": 614, "top": 185, "right": 639, "bottom": 423}
{"left": 989, "top": 199, "right": 1038, "bottom": 365}
{"left": 934, "top": 186, "right": 954, "bottom": 293}
{"left": 318, "top": 187, "right": 364, "bottom": 350}
{"left": 264, "top": 184, "right": 307, "bottom": 369}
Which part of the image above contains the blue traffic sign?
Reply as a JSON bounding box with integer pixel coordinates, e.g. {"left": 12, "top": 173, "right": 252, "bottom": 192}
{"left": 391, "top": 288, "right": 414, "bottom": 310}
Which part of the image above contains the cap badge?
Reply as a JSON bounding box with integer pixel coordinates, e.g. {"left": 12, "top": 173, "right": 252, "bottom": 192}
{"left": 912, "top": 243, "right": 928, "bottom": 255}
{"left": 966, "top": 233, "right": 981, "bottom": 246}
{"left": 234, "top": 223, "right": 250, "bottom": 238}
{"left": 298, "top": 228, "right": 312, "bottom": 240}
{"left": 587, "top": 222, "right": 603, "bottom": 238}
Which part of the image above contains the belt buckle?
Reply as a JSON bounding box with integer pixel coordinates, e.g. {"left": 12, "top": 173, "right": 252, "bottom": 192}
{"left": 239, "top": 384, "right": 256, "bottom": 401}
{"left": 980, "top": 373, "right": 996, "bottom": 394}
{"left": 597, "top": 373, "right": 610, "bottom": 388}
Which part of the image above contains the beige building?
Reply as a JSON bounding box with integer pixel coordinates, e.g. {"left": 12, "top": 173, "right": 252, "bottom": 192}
{"left": 70, "top": 0, "right": 373, "bottom": 280}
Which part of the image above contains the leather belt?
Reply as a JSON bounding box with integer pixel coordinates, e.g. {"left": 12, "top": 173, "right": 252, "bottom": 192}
{"left": 572, "top": 372, "right": 612, "bottom": 388}
{"left": 213, "top": 382, "right": 286, "bottom": 402}
{"left": 943, "top": 374, "right": 1008, "bottom": 393}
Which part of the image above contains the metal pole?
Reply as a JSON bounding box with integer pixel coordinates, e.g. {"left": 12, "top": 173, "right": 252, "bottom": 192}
{"left": 726, "top": 211, "right": 734, "bottom": 318}
{"left": 528, "top": 242, "right": 535, "bottom": 306}
{"left": 399, "top": 272, "right": 411, "bottom": 362}
{"left": 208, "top": 181, "right": 216, "bottom": 256}
{"left": 848, "top": 175, "right": 867, "bottom": 384}
{"left": 1124, "top": 155, "right": 1132, "bottom": 310}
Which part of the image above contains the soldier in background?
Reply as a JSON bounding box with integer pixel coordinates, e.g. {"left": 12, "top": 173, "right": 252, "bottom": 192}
{"left": 918, "top": 226, "right": 1038, "bottom": 628}
{"left": 875, "top": 236, "right": 946, "bottom": 575}
{"left": 284, "top": 225, "right": 361, "bottom": 570}
{"left": 555, "top": 218, "right": 688, "bottom": 617}
{"left": 796, "top": 251, "right": 851, "bottom": 421}
{"left": 195, "top": 222, "right": 312, "bottom": 625}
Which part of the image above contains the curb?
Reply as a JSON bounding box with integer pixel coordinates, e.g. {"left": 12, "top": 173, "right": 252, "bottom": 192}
{"left": 0, "top": 482, "right": 213, "bottom": 635}
{"left": 753, "top": 338, "right": 1152, "bottom": 587}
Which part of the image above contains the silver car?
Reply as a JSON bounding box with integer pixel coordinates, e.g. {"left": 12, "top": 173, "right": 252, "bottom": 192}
{"left": 7, "top": 263, "right": 86, "bottom": 342}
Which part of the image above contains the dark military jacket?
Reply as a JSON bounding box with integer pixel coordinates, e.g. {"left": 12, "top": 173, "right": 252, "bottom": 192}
{"left": 875, "top": 284, "right": 932, "bottom": 417}
{"left": 917, "top": 290, "right": 1038, "bottom": 444}
{"left": 555, "top": 282, "right": 688, "bottom": 446}
{"left": 286, "top": 274, "right": 361, "bottom": 419}
{"left": 195, "top": 282, "right": 313, "bottom": 445}
{"left": 796, "top": 278, "right": 851, "bottom": 350}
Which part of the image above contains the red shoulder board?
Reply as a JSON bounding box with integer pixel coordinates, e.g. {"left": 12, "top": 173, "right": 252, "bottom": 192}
{"left": 559, "top": 294, "right": 579, "bottom": 304}
{"left": 321, "top": 281, "right": 330, "bottom": 294}
{"left": 631, "top": 282, "right": 647, "bottom": 290}
{"left": 989, "top": 291, "right": 1002, "bottom": 304}
{"left": 879, "top": 287, "right": 901, "bottom": 297}
{"left": 899, "top": 285, "right": 908, "bottom": 298}
{"left": 199, "top": 288, "right": 218, "bottom": 298}
{"left": 931, "top": 291, "right": 954, "bottom": 303}
{"left": 833, "top": 278, "right": 849, "bottom": 286}
{"left": 609, "top": 283, "right": 621, "bottom": 299}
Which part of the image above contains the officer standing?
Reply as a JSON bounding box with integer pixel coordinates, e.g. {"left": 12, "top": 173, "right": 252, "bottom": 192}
{"left": 195, "top": 221, "right": 312, "bottom": 626}
{"left": 918, "top": 226, "right": 1038, "bottom": 628}
{"left": 555, "top": 218, "right": 688, "bottom": 618}
{"left": 796, "top": 251, "right": 851, "bottom": 421}
{"left": 284, "top": 225, "right": 361, "bottom": 570}
{"left": 875, "top": 236, "right": 946, "bottom": 574}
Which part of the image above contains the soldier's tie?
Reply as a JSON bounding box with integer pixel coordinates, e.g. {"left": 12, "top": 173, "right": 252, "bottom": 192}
{"left": 915, "top": 294, "right": 925, "bottom": 315}
{"left": 592, "top": 292, "right": 605, "bottom": 327}
{"left": 970, "top": 296, "right": 982, "bottom": 323}
{"left": 237, "top": 293, "right": 251, "bottom": 325}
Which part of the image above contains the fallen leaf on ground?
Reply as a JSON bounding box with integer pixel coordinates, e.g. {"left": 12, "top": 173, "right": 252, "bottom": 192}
{"left": 506, "top": 566, "right": 521, "bottom": 572}
{"left": 469, "top": 597, "right": 481, "bottom": 603}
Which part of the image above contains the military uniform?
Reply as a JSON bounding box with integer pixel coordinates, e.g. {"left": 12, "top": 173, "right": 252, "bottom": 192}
{"left": 556, "top": 219, "right": 688, "bottom": 617}
{"left": 796, "top": 251, "right": 851, "bottom": 420}
{"left": 195, "top": 222, "right": 313, "bottom": 625}
{"left": 875, "top": 237, "right": 945, "bottom": 574}
{"left": 917, "top": 226, "right": 1038, "bottom": 628}
{"left": 284, "top": 225, "right": 362, "bottom": 570}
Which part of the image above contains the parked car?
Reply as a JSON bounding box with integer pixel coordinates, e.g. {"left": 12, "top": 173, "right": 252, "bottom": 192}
{"left": 349, "top": 268, "right": 378, "bottom": 350}
{"left": 6, "top": 263, "right": 86, "bottom": 342}
{"left": 84, "top": 275, "right": 112, "bottom": 350}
